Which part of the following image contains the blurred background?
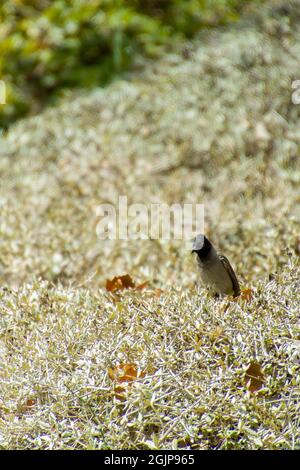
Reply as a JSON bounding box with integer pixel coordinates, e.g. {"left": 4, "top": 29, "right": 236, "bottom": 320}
{"left": 0, "top": 0, "right": 264, "bottom": 129}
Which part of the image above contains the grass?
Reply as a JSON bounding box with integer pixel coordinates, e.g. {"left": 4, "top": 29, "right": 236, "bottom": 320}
{"left": 0, "top": 268, "right": 300, "bottom": 449}
{"left": 0, "top": 0, "right": 300, "bottom": 449}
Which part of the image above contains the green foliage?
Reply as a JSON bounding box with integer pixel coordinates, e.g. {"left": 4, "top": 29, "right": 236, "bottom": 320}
{"left": 0, "top": 0, "right": 262, "bottom": 128}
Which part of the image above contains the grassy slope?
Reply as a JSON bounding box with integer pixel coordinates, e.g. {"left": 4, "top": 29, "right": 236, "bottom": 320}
{"left": 0, "top": 1, "right": 300, "bottom": 449}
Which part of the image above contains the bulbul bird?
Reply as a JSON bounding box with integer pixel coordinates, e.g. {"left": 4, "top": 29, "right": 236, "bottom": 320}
{"left": 192, "top": 234, "right": 241, "bottom": 297}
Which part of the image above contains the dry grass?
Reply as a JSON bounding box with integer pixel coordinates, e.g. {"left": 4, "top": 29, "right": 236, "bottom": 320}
{"left": 0, "top": 0, "right": 300, "bottom": 449}
{"left": 0, "top": 268, "right": 300, "bottom": 449}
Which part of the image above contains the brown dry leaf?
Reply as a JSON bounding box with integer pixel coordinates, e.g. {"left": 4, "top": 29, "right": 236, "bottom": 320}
{"left": 25, "top": 398, "right": 36, "bottom": 408}
{"left": 136, "top": 281, "right": 149, "bottom": 290}
{"left": 240, "top": 288, "right": 253, "bottom": 301}
{"left": 114, "top": 385, "right": 127, "bottom": 401}
{"left": 119, "top": 374, "right": 136, "bottom": 383}
{"left": 116, "top": 363, "right": 145, "bottom": 382}
{"left": 106, "top": 275, "right": 149, "bottom": 293}
{"left": 233, "top": 288, "right": 253, "bottom": 302}
{"left": 106, "top": 274, "right": 135, "bottom": 292}
{"left": 244, "top": 362, "right": 265, "bottom": 393}
{"left": 108, "top": 363, "right": 146, "bottom": 400}
{"left": 119, "top": 364, "right": 138, "bottom": 382}
{"left": 295, "top": 238, "right": 300, "bottom": 255}
{"left": 19, "top": 398, "right": 37, "bottom": 414}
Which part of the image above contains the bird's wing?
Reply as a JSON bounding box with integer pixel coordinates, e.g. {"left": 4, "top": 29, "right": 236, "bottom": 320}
{"left": 219, "top": 255, "right": 241, "bottom": 297}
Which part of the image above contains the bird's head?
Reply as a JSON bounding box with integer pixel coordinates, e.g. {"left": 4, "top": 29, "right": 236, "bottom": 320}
{"left": 191, "top": 234, "right": 212, "bottom": 257}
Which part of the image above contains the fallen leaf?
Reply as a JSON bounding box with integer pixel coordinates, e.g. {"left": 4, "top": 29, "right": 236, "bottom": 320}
{"left": 233, "top": 288, "right": 253, "bottom": 302}
{"left": 136, "top": 281, "right": 148, "bottom": 290}
{"left": 25, "top": 398, "right": 36, "bottom": 408}
{"left": 108, "top": 363, "right": 146, "bottom": 400}
{"left": 295, "top": 238, "right": 300, "bottom": 255}
{"left": 114, "top": 385, "right": 127, "bottom": 401}
{"left": 244, "top": 362, "right": 265, "bottom": 393}
{"left": 19, "top": 398, "right": 37, "bottom": 414}
{"left": 106, "top": 274, "right": 135, "bottom": 292}
{"left": 106, "top": 275, "right": 149, "bottom": 293}
{"left": 240, "top": 288, "right": 253, "bottom": 301}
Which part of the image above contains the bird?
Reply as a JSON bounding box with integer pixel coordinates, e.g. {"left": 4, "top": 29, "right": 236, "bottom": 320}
{"left": 192, "top": 234, "right": 241, "bottom": 297}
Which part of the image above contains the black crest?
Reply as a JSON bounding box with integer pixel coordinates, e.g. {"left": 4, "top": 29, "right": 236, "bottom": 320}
{"left": 192, "top": 234, "right": 212, "bottom": 260}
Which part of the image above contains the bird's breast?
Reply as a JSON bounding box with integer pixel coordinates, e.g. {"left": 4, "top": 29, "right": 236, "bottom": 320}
{"left": 197, "top": 256, "right": 233, "bottom": 294}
